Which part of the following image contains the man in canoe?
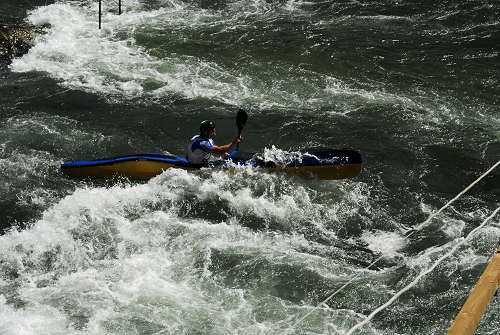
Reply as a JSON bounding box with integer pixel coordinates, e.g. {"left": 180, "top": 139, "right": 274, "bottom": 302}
{"left": 187, "top": 120, "right": 242, "bottom": 165}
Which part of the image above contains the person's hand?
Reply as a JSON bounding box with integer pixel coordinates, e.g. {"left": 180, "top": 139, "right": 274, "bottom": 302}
{"left": 234, "top": 135, "right": 242, "bottom": 144}
{"left": 224, "top": 152, "right": 230, "bottom": 157}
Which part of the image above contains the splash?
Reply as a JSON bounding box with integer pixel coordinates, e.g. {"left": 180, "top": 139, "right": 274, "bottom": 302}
{"left": 8, "top": 0, "right": 450, "bottom": 115}
{"left": 0, "top": 167, "right": 381, "bottom": 334}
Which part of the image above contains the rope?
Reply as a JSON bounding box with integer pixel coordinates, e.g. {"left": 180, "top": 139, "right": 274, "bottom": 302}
{"left": 345, "top": 205, "right": 500, "bottom": 335}
{"left": 412, "top": 160, "right": 500, "bottom": 232}
{"left": 289, "top": 160, "right": 499, "bottom": 330}
{"left": 290, "top": 255, "right": 385, "bottom": 329}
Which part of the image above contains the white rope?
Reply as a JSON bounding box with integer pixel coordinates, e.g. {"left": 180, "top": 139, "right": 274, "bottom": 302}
{"left": 413, "top": 160, "right": 500, "bottom": 232}
{"left": 290, "top": 255, "right": 385, "bottom": 329}
{"left": 345, "top": 205, "right": 500, "bottom": 335}
{"left": 289, "top": 160, "right": 499, "bottom": 330}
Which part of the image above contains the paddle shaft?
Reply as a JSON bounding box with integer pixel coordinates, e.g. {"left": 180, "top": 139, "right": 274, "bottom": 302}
{"left": 236, "top": 109, "right": 248, "bottom": 151}
{"left": 236, "top": 129, "right": 242, "bottom": 150}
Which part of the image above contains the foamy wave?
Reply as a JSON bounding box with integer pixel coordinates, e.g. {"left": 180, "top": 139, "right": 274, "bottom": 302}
{"left": 12, "top": 2, "right": 247, "bottom": 104}
{"left": 361, "top": 230, "right": 406, "bottom": 260}
{"left": 0, "top": 166, "right": 376, "bottom": 334}
{"left": 10, "top": 0, "right": 407, "bottom": 111}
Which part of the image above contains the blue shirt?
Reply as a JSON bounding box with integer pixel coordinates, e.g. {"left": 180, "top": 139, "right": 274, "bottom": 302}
{"left": 187, "top": 135, "right": 215, "bottom": 164}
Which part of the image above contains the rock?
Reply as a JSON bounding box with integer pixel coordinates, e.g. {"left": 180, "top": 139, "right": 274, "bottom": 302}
{"left": 0, "top": 24, "right": 35, "bottom": 63}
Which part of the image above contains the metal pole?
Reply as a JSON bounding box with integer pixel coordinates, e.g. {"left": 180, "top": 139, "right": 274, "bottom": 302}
{"left": 99, "top": 0, "right": 101, "bottom": 29}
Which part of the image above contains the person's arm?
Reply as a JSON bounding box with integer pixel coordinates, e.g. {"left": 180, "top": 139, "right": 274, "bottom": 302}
{"left": 210, "top": 136, "right": 242, "bottom": 156}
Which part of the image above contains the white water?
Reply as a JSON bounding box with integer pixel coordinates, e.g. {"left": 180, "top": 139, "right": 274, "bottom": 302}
{"left": 0, "top": 168, "right": 376, "bottom": 334}
{"left": 3, "top": 1, "right": 499, "bottom": 334}
{"left": 1, "top": 161, "right": 497, "bottom": 334}
{"left": 10, "top": 0, "right": 485, "bottom": 123}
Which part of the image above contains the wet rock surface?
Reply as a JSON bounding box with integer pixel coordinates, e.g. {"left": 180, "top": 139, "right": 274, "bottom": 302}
{"left": 0, "top": 25, "right": 35, "bottom": 65}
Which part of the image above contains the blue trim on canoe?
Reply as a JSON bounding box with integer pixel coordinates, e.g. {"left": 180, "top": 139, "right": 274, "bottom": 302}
{"left": 61, "top": 150, "right": 363, "bottom": 170}
{"left": 61, "top": 155, "right": 193, "bottom": 169}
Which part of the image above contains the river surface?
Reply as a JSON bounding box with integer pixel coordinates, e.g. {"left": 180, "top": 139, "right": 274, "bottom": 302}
{"left": 0, "top": 1, "right": 499, "bottom": 334}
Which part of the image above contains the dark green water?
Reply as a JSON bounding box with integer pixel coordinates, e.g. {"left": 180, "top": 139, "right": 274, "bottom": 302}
{"left": 0, "top": 1, "right": 499, "bottom": 334}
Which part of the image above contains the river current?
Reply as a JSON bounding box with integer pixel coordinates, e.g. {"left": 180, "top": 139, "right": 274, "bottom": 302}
{"left": 0, "top": 1, "right": 499, "bottom": 334}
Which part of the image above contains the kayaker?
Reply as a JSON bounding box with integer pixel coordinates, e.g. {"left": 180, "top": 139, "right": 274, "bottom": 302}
{"left": 187, "top": 120, "right": 242, "bottom": 165}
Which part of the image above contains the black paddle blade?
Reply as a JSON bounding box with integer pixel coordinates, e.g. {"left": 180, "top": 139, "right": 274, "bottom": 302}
{"left": 236, "top": 109, "right": 248, "bottom": 134}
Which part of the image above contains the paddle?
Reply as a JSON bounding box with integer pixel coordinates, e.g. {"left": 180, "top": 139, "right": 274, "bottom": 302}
{"left": 236, "top": 108, "right": 248, "bottom": 150}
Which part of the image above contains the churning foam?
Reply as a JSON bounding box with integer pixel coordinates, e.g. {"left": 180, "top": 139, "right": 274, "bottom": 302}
{"left": 9, "top": 0, "right": 419, "bottom": 112}
{"left": 11, "top": 1, "right": 247, "bottom": 104}
{"left": 0, "top": 166, "right": 380, "bottom": 334}
{"left": 361, "top": 230, "right": 406, "bottom": 260}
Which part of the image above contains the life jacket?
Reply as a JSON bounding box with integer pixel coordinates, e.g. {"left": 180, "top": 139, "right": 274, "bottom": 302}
{"left": 186, "top": 135, "right": 214, "bottom": 164}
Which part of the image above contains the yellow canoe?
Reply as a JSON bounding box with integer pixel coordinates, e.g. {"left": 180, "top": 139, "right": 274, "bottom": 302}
{"left": 61, "top": 149, "right": 363, "bottom": 180}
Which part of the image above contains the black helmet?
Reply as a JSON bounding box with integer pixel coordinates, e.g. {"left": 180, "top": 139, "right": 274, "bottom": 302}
{"left": 200, "top": 120, "right": 215, "bottom": 133}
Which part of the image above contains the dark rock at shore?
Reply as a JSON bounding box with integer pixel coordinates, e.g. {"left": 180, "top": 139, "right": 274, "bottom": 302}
{"left": 0, "top": 24, "right": 35, "bottom": 65}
